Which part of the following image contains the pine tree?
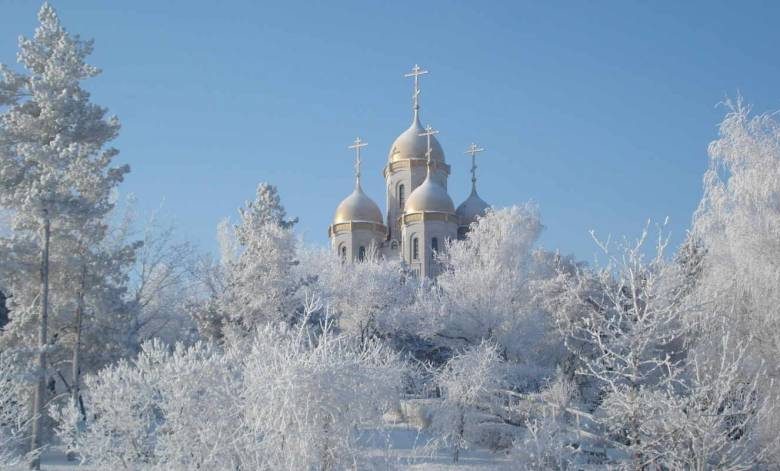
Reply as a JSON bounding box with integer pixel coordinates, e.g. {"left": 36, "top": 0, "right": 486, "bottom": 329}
{"left": 0, "top": 4, "right": 129, "bottom": 465}
{"left": 192, "top": 183, "right": 299, "bottom": 343}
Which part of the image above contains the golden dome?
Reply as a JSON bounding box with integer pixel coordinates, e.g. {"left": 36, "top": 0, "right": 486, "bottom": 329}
{"left": 388, "top": 111, "right": 445, "bottom": 163}
{"left": 405, "top": 176, "right": 455, "bottom": 214}
{"left": 333, "top": 185, "right": 383, "bottom": 224}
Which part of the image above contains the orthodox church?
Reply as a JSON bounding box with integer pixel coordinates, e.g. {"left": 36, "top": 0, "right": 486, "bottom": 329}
{"left": 328, "top": 65, "right": 490, "bottom": 277}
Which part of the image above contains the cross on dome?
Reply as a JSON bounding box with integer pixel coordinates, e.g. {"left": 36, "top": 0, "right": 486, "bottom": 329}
{"left": 404, "top": 64, "right": 428, "bottom": 113}
{"left": 348, "top": 137, "right": 368, "bottom": 187}
{"left": 465, "top": 143, "right": 485, "bottom": 190}
{"left": 418, "top": 124, "right": 439, "bottom": 176}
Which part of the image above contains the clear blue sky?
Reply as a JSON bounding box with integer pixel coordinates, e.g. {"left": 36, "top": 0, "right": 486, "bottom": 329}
{"left": 2, "top": 1, "right": 779, "bottom": 261}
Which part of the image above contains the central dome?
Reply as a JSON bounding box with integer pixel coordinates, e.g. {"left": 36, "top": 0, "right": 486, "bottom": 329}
{"left": 405, "top": 176, "right": 455, "bottom": 213}
{"left": 333, "top": 185, "right": 383, "bottom": 224}
{"left": 388, "top": 112, "right": 445, "bottom": 163}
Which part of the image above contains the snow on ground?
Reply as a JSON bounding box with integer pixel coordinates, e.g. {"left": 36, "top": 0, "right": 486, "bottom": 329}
{"left": 25, "top": 424, "right": 509, "bottom": 470}
{"left": 358, "top": 425, "right": 510, "bottom": 469}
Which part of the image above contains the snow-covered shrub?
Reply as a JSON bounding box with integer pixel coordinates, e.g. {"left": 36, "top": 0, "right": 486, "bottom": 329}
{"left": 0, "top": 350, "right": 31, "bottom": 466}
{"left": 638, "top": 332, "right": 777, "bottom": 470}
{"left": 411, "top": 205, "right": 567, "bottom": 386}
{"left": 511, "top": 372, "right": 582, "bottom": 469}
{"left": 396, "top": 399, "right": 437, "bottom": 429}
{"left": 61, "top": 317, "right": 405, "bottom": 470}
{"left": 241, "top": 323, "right": 403, "bottom": 469}
{"left": 540, "top": 220, "right": 779, "bottom": 469}
{"left": 311, "top": 247, "right": 414, "bottom": 341}
{"left": 429, "top": 342, "right": 506, "bottom": 462}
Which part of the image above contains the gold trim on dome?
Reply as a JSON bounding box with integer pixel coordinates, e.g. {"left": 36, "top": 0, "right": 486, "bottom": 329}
{"left": 328, "top": 221, "right": 387, "bottom": 238}
{"left": 400, "top": 211, "right": 459, "bottom": 225}
{"left": 383, "top": 159, "right": 450, "bottom": 178}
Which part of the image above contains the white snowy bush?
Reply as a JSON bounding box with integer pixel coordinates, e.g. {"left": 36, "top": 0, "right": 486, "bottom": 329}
{"left": 541, "top": 222, "right": 778, "bottom": 469}
{"left": 429, "top": 341, "right": 507, "bottom": 462}
{"left": 59, "top": 313, "right": 405, "bottom": 470}
{"left": 311, "top": 246, "right": 414, "bottom": 341}
{"left": 0, "top": 350, "right": 32, "bottom": 466}
{"left": 409, "top": 205, "right": 567, "bottom": 388}
{"left": 511, "top": 373, "right": 581, "bottom": 470}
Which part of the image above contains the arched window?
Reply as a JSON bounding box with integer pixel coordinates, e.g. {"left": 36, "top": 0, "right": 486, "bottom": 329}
{"left": 412, "top": 237, "right": 419, "bottom": 260}
{"left": 358, "top": 246, "right": 366, "bottom": 262}
{"left": 398, "top": 184, "right": 406, "bottom": 209}
{"left": 340, "top": 245, "right": 347, "bottom": 261}
{"left": 431, "top": 237, "right": 439, "bottom": 253}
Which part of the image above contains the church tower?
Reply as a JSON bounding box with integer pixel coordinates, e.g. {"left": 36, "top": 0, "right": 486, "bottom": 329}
{"left": 401, "top": 125, "right": 458, "bottom": 277}
{"left": 328, "top": 138, "right": 386, "bottom": 261}
{"left": 384, "top": 65, "right": 450, "bottom": 249}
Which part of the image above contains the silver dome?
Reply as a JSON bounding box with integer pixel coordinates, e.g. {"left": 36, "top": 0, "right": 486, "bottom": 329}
{"left": 405, "top": 176, "right": 455, "bottom": 213}
{"left": 387, "top": 112, "right": 445, "bottom": 163}
{"left": 456, "top": 187, "right": 489, "bottom": 225}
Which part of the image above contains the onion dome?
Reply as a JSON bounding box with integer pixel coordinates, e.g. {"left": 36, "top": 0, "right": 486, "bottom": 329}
{"left": 405, "top": 124, "right": 454, "bottom": 214}
{"left": 456, "top": 187, "right": 489, "bottom": 225}
{"left": 333, "top": 184, "right": 383, "bottom": 224}
{"left": 405, "top": 177, "right": 455, "bottom": 213}
{"left": 388, "top": 110, "right": 445, "bottom": 163}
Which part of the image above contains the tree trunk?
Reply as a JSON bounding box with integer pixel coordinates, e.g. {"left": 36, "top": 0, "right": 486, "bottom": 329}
{"left": 453, "top": 406, "right": 464, "bottom": 463}
{"left": 71, "top": 263, "right": 86, "bottom": 410}
{"left": 0, "top": 289, "right": 9, "bottom": 330}
{"left": 67, "top": 263, "right": 87, "bottom": 462}
{"left": 30, "top": 213, "right": 50, "bottom": 470}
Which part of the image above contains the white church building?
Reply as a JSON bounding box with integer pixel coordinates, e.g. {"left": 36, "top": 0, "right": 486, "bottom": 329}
{"left": 328, "top": 65, "right": 490, "bottom": 277}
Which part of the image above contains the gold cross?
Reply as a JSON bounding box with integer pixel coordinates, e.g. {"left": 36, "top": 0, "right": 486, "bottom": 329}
{"left": 404, "top": 64, "right": 429, "bottom": 110}
{"left": 418, "top": 125, "right": 439, "bottom": 166}
{"left": 465, "top": 143, "right": 485, "bottom": 188}
{"left": 348, "top": 137, "right": 368, "bottom": 184}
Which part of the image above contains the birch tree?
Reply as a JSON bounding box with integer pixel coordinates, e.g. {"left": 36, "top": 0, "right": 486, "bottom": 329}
{"left": 542, "top": 225, "right": 777, "bottom": 468}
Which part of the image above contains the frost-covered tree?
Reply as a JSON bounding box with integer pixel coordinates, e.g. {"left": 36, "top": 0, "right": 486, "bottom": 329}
{"left": 511, "top": 372, "right": 581, "bottom": 470}
{"left": 310, "top": 246, "right": 414, "bottom": 342}
{"left": 192, "top": 183, "right": 299, "bottom": 344}
{"left": 430, "top": 342, "right": 506, "bottom": 462}
{"left": 435, "top": 206, "right": 543, "bottom": 347}
{"left": 542, "top": 227, "right": 690, "bottom": 465}
{"left": 410, "top": 205, "right": 566, "bottom": 386}
{"left": 235, "top": 182, "right": 297, "bottom": 240}
{"left": 0, "top": 4, "right": 129, "bottom": 462}
{"left": 691, "top": 99, "right": 780, "bottom": 369}
{"left": 57, "top": 306, "right": 405, "bottom": 470}
{"left": 540, "top": 224, "right": 778, "bottom": 468}
{"left": 685, "top": 98, "right": 780, "bottom": 465}
{"left": 0, "top": 350, "right": 32, "bottom": 466}
{"left": 109, "top": 203, "right": 198, "bottom": 347}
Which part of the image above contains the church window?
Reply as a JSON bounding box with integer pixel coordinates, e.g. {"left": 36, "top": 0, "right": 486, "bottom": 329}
{"left": 412, "top": 237, "right": 419, "bottom": 260}
{"left": 340, "top": 245, "right": 347, "bottom": 260}
{"left": 398, "top": 184, "right": 406, "bottom": 209}
{"left": 431, "top": 237, "right": 439, "bottom": 253}
{"left": 358, "top": 246, "right": 366, "bottom": 261}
